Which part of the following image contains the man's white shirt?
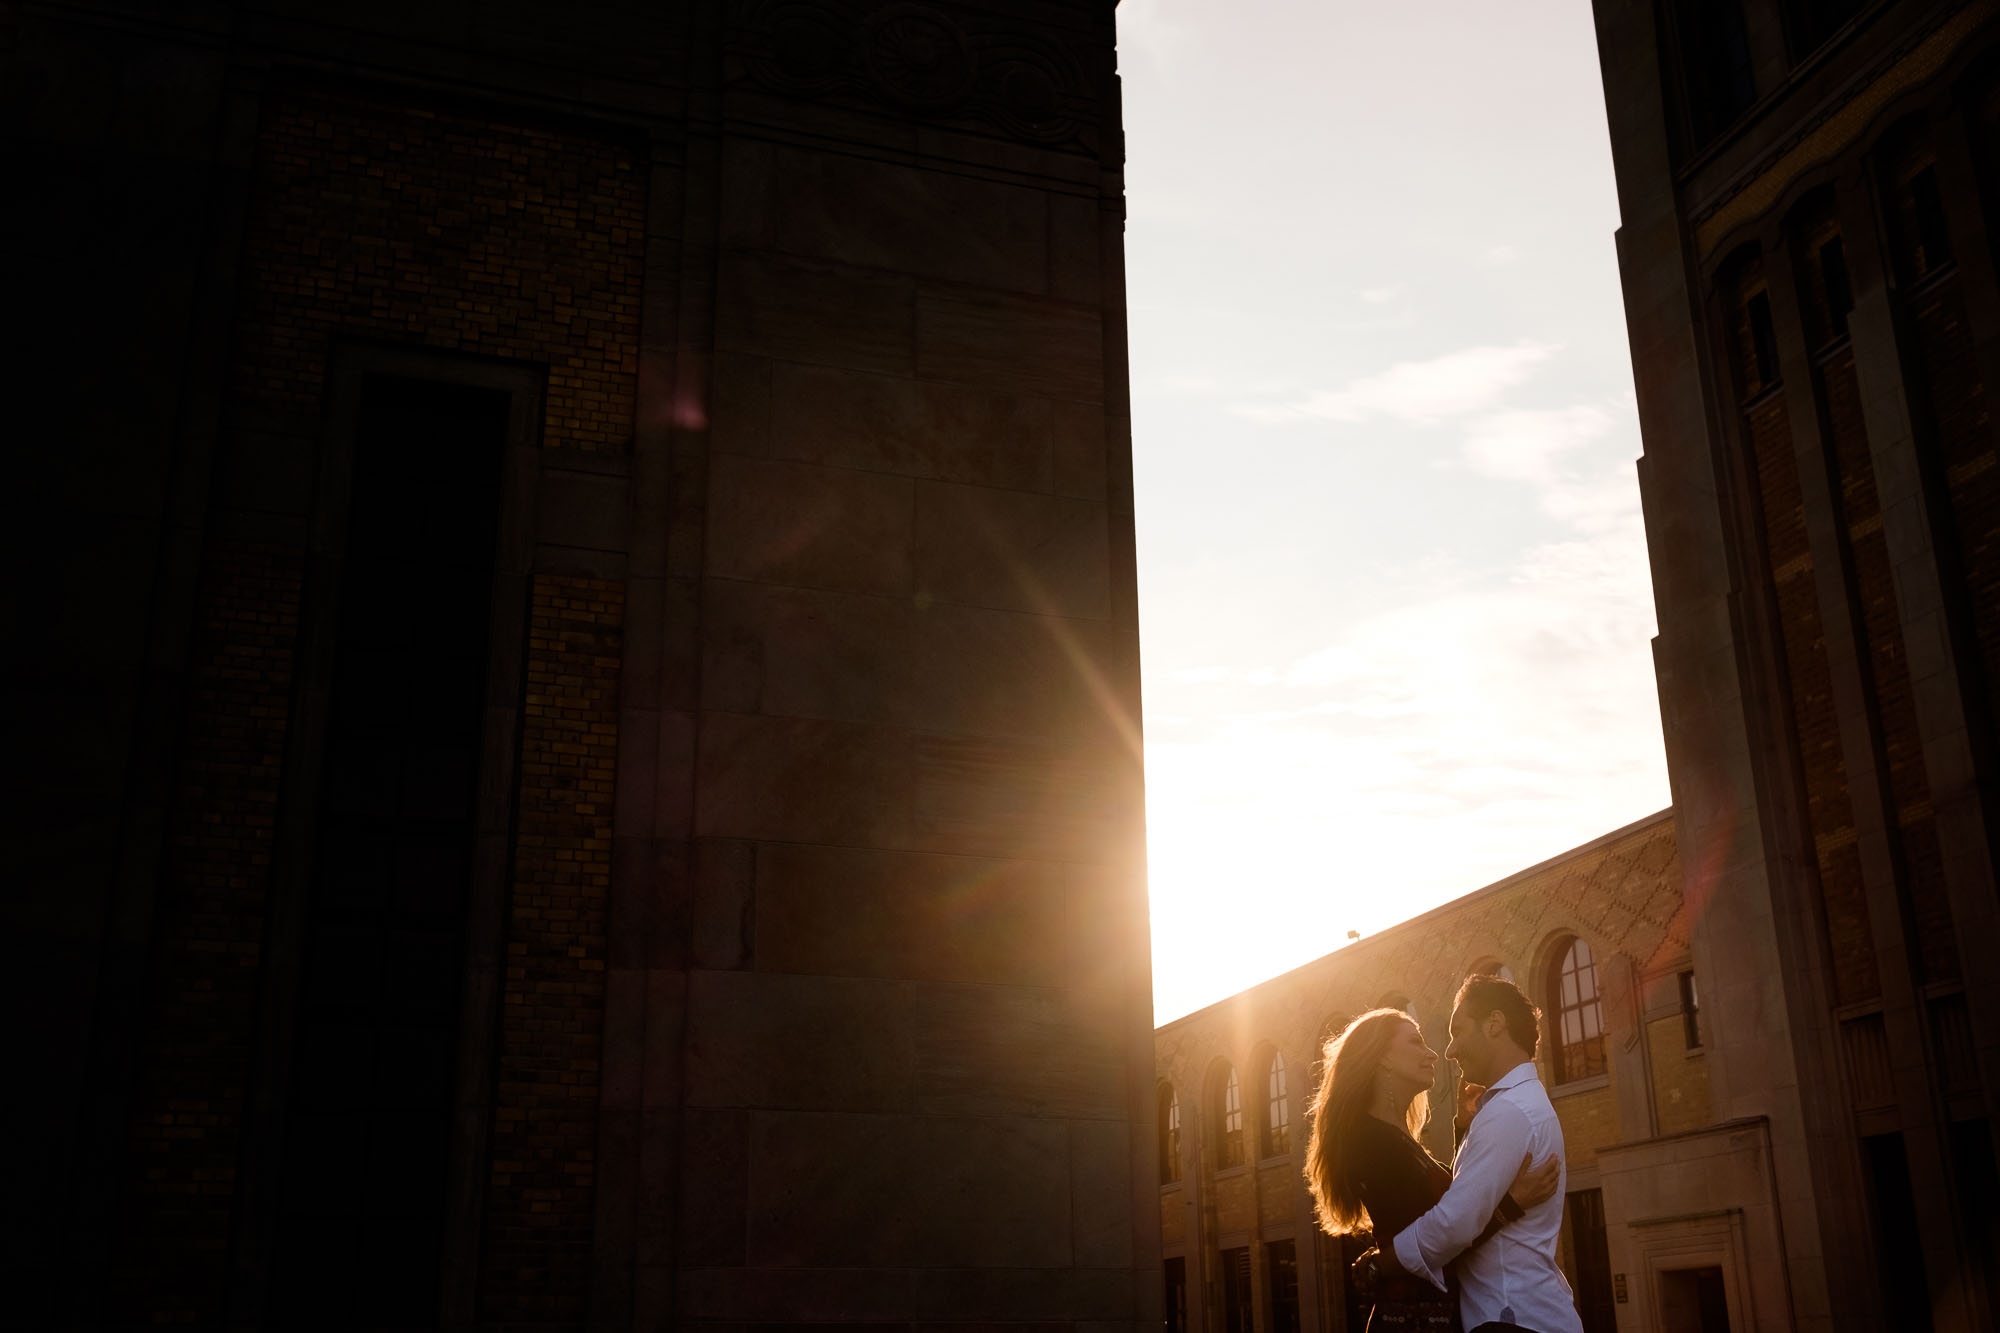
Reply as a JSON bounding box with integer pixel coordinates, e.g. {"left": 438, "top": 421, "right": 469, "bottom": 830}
{"left": 1390, "top": 1060, "right": 1584, "bottom": 1333}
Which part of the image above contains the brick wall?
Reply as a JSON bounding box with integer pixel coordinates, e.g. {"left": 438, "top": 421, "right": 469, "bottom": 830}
{"left": 1733, "top": 272, "right": 1881, "bottom": 1005}
{"left": 481, "top": 576, "right": 621, "bottom": 1321}
{"left": 116, "top": 541, "right": 302, "bottom": 1323}
{"left": 1163, "top": 1189, "right": 1188, "bottom": 1247}
{"left": 1910, "top": 277, "right": 1999, "bottom": 672}
{"left": 1210, "top": 1168, "right": 1256, "bottom": 1223}
{"left": 1719, "top": 210, "right": 1971, "bottom": 1004}
{"left": 238, "top": 86, "right": 644, "bottom": 450}
{"left": 1820, "top": 346, "right": 1958, "bottom": 983}
{"left": 1647, "top": 1015, "right": 1712, "bottom": 1137}
{"left": 1258, "top": 1163, "right": 1298, "bottom": 1229}
{"left": 117, "top": 82, "right": 642, "bottom": 1323}
{"left": 1554, "top": 1084, "right": 1621, "bottom": 1173}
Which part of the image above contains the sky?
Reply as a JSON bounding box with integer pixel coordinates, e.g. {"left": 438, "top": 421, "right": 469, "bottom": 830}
{"left": 1117, "top": 0, "right": 1673, "bottom": 1023}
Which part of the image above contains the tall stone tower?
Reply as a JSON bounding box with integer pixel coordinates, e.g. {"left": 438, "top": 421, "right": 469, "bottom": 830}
{"left": 1593, "top": 1, "right": 2000, "bottom": 1329}
{"left": 8, "top": 2, "right": 1155, "bottom": 1327}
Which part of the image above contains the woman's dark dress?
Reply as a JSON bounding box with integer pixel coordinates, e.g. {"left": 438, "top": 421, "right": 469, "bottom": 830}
{"left": 1343, "top": 1116, "right": 1462, "bottom": 1333}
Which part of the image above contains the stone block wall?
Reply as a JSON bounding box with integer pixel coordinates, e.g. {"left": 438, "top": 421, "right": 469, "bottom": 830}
{"left": 19, "top": 3, "right": 1154, "bottom": 1330}
{"left": 645, "top": 7, "right": 1152, "bottom": 1327}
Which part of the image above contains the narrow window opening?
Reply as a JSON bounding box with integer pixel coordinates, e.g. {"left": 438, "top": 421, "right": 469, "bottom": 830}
{"left": 1819, "top": 239, "right": 1853, "bottom": 339}
{"left": 1263, "top": 1052, "right": 1291, "bottom": 1157}
{"left": 1218, "top": 1066, "right": 1245, "bottom": 1168}
{"left": 1747, "top": 291, "right": 1781, "bottom": 389}
{"left": 1678, "top": 0, "right": 1758, "bottom": 148}
{"left": 1911, "top": 167, "right": 1955, "bottom": 275}
{"left": 1164, "top": 1257, "right": 1189, "bottom": 1333}
{"left": 1679, "top": 971, "right": 1703, "bottom": 1050}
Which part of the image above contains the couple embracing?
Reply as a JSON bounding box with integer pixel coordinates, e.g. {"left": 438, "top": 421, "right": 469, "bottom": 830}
{"left": 1303, "top": 974, "right": 1584, "bottom": 1333}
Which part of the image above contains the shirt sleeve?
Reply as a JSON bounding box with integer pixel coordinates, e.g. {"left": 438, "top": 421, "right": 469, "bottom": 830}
{"left": 1390, "top": 1099, "right": 1531, "bottom": 1291}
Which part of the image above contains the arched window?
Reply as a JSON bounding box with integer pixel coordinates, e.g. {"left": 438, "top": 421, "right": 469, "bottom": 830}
{"left": 1786, "top": 187, "right": 1852, "bottom": 351}
{"left": 1262, "top": 1050, "right": 1291, "bottom": 1157}
{"left": 1467, "top": 958, "right": 1514, "bottom": 985}
{"left": 1158, "top": 1083, "right": 1181, "bottom": 1184}
{"left": 1378, "top": 992, "right": 1413, "bottom": 1014}
{"left": 1882, "top": 123, "right": 1955, "bottom": 285}
{"left": 1214, "top": 1064, "right": 1244, "bottom": 1168}
{"left": 1549, "top": 936, "right": 1606, "bottom": 1082}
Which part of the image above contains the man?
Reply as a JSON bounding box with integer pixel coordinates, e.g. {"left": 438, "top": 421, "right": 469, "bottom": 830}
{"left": 1377, "top": 973, "right": 1584, "bottom": 1333}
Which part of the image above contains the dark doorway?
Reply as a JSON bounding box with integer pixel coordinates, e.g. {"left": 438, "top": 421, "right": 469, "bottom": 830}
{"left": 1266, "top": 1239, "right": 1300, "bottom": 1333}
{"left": 1863, "top": 1131, "right": 1936, "bottom": 1333}
{"left": 267, "top": 374, "right": 510, "bottom": 1325}
{"left": 1949, "top": 1119, "right": 2000, "bottom": 1328}
{"left": 1220, "top": 1245, "right": 1253, "bottom": 1333}
{"left": 1166, "top": 1256, "right": 1188, "bottom": 1333}
{"left": 1565, "top": 1188, "right": 1617, "bottom": 1332}
{"left": 1658, "top": 1265, "right": 1731, "bottom": 1333}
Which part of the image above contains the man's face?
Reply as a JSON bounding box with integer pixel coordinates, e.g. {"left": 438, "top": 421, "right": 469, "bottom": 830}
{"left": 1444, "top": 1001, "right": 1494, "bottom": 1085}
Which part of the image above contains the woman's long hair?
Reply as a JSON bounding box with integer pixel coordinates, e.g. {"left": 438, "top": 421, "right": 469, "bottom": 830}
{"left": 1303, "top": 1008, "right": 1427, "bottom": 1235}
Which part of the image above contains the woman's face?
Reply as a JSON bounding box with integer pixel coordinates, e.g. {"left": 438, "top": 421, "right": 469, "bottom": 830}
{"left": 1379, "top": 1018, "right": 1438, "bottom": 1094}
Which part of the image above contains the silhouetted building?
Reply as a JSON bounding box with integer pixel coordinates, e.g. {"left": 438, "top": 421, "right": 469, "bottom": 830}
{"left": 10, "top": 2, "right": 1152, "bottom": 1328}
{"left": 1156, "top": 812, "right": 1717, "bottom": 1333}
{"left": 1594, "top": 0, "right": 2000, "bottom": 1328}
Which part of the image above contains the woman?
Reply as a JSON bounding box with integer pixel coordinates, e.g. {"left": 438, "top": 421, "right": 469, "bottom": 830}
{"left": 1303, "top": 1008, "right": 1556, "bottom": 1332}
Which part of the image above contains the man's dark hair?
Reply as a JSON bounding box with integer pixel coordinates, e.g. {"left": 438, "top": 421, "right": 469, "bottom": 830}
{"left": 1455, "top": 973, "right": 1541, "bottom": 1056}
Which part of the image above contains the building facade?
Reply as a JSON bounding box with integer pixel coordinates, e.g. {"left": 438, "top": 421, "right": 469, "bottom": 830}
{"left": 1155, "top": 811, "right": 1734, "bottom": 1333}
{"left": 1169, "top": 6, "right": 2000, "bottom": 1330}
{"left": 1594, "top": 0, "right": 2000, "bottom": 1329}
{"left": 9, "top": 2, "right": 1155, "bottom": 1328}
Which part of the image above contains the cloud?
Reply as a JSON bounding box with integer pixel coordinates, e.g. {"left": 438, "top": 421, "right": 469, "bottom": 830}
{"left": 1234, "top": 342, "right": 1557, "bottom": 426}
{"left": 1542, "top": 472, "right": 1642, "bottom": 534}
{"left": 1143, "top": 510, "right": 1666, "bottom": 1020}
{"left": 1147, "top": 372, "right": 1221, "bottom": 395}
{"left": 1359, "top": 284, "right": 1402, "bottom": 304}
{"left": 1461, "top": 405, "right": 1613, "bottom": 485}
{"left": 1460, "top": 402, "right": 1641, "bottom": 533}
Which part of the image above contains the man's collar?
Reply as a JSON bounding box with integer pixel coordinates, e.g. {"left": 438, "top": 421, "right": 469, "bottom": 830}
{"left": 1485, "top": 1059, "right": 1537, "bottom": 1094}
